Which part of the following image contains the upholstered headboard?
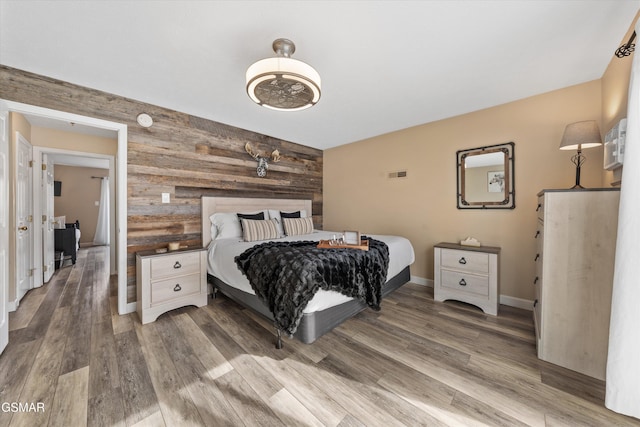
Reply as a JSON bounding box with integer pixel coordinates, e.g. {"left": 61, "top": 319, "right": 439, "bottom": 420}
{"left": 201, "top": 196, "right": 312, "bottom": 247}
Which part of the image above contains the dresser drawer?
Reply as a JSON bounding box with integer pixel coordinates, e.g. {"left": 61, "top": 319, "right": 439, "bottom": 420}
{"left": 151, "top": 272, "right": 201, "bottom": 305}
{"left": 151, "top": 251, "right": 200, "bottom": 279}
{"left": 441, "top": 249, "right": 489, "bottom": 274}
{"left": 441, "top": 270, "right": 489, "bottom": 296}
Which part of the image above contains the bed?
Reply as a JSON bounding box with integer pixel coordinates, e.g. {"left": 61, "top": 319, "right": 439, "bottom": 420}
{"left": 201, "top": 196, "right": 415, "bottom": 347}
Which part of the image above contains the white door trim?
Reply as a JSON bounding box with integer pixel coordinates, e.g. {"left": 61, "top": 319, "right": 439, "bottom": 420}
{"left": 0, "top": 99, "right": 133, "bottom": 315}
{"left": 0, "top": 109, "right": 9, "bottom": 354}
{"left": 41, "top": 154, "right": 55, "bottom": 284}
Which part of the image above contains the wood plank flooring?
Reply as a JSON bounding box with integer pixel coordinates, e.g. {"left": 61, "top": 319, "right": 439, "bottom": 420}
{"left": 1, "top": 246, "right": 639, "bottom": 426}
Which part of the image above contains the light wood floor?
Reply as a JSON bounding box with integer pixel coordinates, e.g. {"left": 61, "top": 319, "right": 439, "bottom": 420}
{"left": 1, "top": 246, "right": 638, "bottom": 427}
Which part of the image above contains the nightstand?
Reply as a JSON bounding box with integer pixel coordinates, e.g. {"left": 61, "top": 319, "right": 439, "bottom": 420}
{"left": 433, "top": 242, "right": 500, "bottom": 315}
{"left": 136, "top": 246, "right": 208, "bottom": 324}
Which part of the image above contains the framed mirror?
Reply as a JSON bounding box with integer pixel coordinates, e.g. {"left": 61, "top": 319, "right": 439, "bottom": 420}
{"left": 457, "top": 142, "right": 515, "bottom": 209}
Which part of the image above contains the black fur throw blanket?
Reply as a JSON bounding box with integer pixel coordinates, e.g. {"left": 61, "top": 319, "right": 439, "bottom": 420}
{"left": 235, "top": 237, "right": 389, "bottom": 336}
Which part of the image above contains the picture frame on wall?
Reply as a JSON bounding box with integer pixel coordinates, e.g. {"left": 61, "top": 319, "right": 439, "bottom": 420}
{"left": 488, "top": 171, "right": 505, "bottom": 193}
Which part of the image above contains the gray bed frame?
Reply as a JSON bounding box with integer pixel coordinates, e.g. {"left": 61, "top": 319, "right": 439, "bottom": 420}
{"left": 201, "top": 196, "right": 411, "bottom": 347}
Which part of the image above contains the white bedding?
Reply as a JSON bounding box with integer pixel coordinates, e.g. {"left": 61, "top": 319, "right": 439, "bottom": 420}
{"left": 207, "top": 230, "right": 415, "bottom": 314}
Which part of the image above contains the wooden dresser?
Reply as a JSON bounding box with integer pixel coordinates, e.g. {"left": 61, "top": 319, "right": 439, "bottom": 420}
{"left": 533, "top": 189, "right": 620, "bottom": 380}
{"left": 434, "top": 242, "right": 500, "bottom": 315}
{"left": 136, "top": 247, "right": 208, "bottom": 324}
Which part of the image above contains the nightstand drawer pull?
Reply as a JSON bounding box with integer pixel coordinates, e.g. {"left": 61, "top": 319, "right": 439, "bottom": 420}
{"left": 534, "top": 230, "right": 540, "bottom": 238}
{"left": 458, "top": 257, "right": 467, "bottom": 265}
{"left": 174, "top": 261, "right": 182, "bottom": 269}
{"left": 459, "top": 279, "right": 467, "bottom": 286}
{"left": 534, "top": 276, "right": 539, "bottom": 284}
{"left": 534, "top": 254, "right": 539, "bottom": 261}
{"left": 174, "top": 284, "right": 182, "bottom": 292}
{"left": 536, "top": 203, "right": 541, "bottom": 212}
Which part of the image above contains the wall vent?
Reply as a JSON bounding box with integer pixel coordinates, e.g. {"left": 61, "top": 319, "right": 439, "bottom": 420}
{"left": 388, "top": 170, "right": 408, "bottom": 179}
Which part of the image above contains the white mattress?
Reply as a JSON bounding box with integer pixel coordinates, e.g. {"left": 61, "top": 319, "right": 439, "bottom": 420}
{"left": 207, "top": 231, "right": 415, "bottom": 313}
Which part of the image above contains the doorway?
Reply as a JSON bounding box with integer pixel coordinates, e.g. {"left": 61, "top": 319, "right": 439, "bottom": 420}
{"left": 34, "top": 148, "right": 115, "bottom": 283}
{"left": 0, "top": 99, "right": 131, "bottom": 318}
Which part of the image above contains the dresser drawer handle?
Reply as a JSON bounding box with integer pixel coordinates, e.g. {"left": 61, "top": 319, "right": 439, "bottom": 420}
{"left": 533, "top": 299, "right": 538, "bottom": 308}
{"left": 459, "top": 279, "right": 467, "bottom": 286}
{"left": 534, "top": 254, "right": 539, "bottom": 261}
{"left": 458, "top": 257, "right": 467, "bottom": 265}
{"left": 174, "top": 261, "right": 182, "bottom": 269}
{"left": 534, "top": 230, "right": 540, "bottom": 238}
{"left": 173, "top": 284, "right": 182, "bottom": 292}
{"left": 536, "top": 203, "right": 542, "bottom": 212}
{"left": 534, "top": 276, "right": 539, "bottom": 284}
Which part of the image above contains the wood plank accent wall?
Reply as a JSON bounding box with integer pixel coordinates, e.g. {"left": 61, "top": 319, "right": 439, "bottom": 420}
{"left": 0, "top": 66, "right": 323, "bottom": 302}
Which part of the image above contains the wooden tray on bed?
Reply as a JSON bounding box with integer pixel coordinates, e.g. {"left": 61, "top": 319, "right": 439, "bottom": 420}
{"left": 317, "top": 240, "right": 369, "bottom": 251}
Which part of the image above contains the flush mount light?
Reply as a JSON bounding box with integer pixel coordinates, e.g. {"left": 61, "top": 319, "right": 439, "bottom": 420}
{"left": 246, "top": 38, "right": 321, "bottom": 111}
{"left": 136, "top": 113, "right": 153, "bottom": 128}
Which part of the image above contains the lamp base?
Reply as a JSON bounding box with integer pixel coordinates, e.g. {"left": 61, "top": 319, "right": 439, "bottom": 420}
{"left": 570, "top": 149, "right": 586, "bottom": 189}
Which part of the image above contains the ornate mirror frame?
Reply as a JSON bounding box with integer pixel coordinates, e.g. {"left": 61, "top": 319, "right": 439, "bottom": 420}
{"left": 456, "top": 141, "right": 515, "bottom": 209}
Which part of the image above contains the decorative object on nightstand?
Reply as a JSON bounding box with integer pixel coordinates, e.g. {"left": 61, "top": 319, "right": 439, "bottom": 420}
{"left": 559, "top": 120, "right": 602, "bottom": 188}
{"left": 460, "top": 237, "right": 481, "bottom": 247}
{"left": 434, "top": 242, "right": 500, "bottom": 316}
{"left": 136, "top": 246, "right": 207, "bottom": 324}
{"left": 532, "top": 188, "right": 620, "bottom": 380}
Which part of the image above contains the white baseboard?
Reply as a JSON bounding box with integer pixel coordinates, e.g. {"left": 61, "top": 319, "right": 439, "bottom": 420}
{"left": 411, "top": 276, "right": 432, "bottom": 287}
{"left": 500, "top": 295, "right": 533, "bottom": 311}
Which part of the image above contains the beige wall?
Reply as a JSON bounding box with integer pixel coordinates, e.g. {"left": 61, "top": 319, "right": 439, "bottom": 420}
{"left": 54, "top": 165, "right": 108, "bottom": 245}
{"left": 324, "top": 80, "right": 604, "bottom": 301}
{"left": 31, "top": 126, "right": 117, "bottom": 156}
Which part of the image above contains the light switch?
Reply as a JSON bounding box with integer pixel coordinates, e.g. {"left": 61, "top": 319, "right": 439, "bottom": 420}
{"left": 162, "top": 193, "right": 170, "bottom": 203}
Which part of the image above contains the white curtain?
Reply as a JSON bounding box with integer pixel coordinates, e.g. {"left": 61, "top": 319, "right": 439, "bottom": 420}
{"left": 606, "top": 22, "right": 640, "bottom": 420}
{"left": 93, "top": 177, "right": 110, "bottom": 246}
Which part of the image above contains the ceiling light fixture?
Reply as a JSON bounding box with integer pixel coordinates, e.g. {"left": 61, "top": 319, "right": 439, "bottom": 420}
{"left": 136, "top": 113, "right": 153, "bottom": 128}
{"left": 246, "top": 38, "right": 321, "bottom": 111}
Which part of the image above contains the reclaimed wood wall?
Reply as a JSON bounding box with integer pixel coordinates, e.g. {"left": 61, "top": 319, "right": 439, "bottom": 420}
{"left": 0, "top": 66, "right": 324, "bottom": 301}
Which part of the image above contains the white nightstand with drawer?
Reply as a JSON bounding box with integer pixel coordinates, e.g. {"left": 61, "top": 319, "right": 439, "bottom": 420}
{"left": 434, "top": 242, "right": 500, "bottom": 315}
{"left": 136, "top": 247, "right": 208, "bottom": 324}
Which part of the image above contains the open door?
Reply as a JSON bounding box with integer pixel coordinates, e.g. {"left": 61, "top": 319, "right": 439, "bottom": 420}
{"left": 42, "top": 154, "right": 54, "bottom": 283}
{"left": 0, "top": 109, "right": 9, "bottom": 354}
{"left": 16, "top": 132, "right": 34, "bottom": 302}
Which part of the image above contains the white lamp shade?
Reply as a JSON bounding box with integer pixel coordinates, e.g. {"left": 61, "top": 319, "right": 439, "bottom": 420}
{"left": 559, "top": 120, "right": 602, "bottom": 150}
{"left": 246, "top": 56, "right": 321, "bottom": 111}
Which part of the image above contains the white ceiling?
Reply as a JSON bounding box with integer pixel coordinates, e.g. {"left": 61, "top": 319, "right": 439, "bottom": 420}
{"left": 1, "top": 1, "right": 638, "bottom": 150}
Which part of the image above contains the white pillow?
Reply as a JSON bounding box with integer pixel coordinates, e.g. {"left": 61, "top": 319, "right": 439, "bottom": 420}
{"left": 209, "top": 210, "right": 268, "bottom": 240}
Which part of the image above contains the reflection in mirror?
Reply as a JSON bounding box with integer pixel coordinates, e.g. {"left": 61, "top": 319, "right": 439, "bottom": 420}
{"left": 457, "top": 142, "right": 515, "bottom": 209}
